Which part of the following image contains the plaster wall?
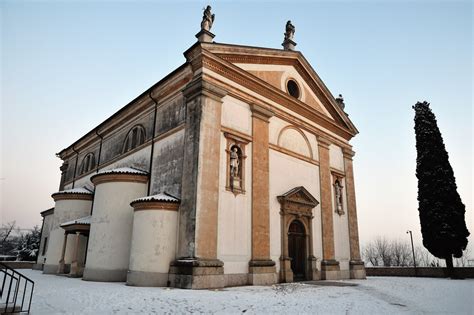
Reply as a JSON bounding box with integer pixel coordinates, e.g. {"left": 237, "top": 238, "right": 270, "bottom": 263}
{"left": 221, "top": 96, "right": 252, "bottom": 136}
{"left": 269, "top": 116, "right": 319, "bottom": 161}
{"left": 44, "top": 198, "right": 92, "bottom": 272}
{"left": 149, "top": 128, "right": 185, "bottom": 197}
{"left": 84, "top": 181, "right": 147, "bottom": 281}
{"left": 37, "top": 214, "right": 54, "bottom": 264}
{"left": 329, "top": 144, "right": 344, "bottom": 171}
{"left": 331, "top": 174, "right": 351, "bottom": 276}
{"left": 203, "top": 69, "right": 350, "bottom": 144}
{"left": 234, "top": 63, "right": 331, "bottom": 118}
{"left": 129, "top": 209, "right": 178, "bottom": 274}
{"left": 217, "top": 135, "right": 252, "bottom": 274}
{"left": 269, "top": 150, "right": 322, "bottom": 273}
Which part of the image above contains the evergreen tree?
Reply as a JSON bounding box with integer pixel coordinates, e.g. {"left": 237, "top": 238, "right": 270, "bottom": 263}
{"left": 413, "top": 101, "right": 470, "bottom": 276}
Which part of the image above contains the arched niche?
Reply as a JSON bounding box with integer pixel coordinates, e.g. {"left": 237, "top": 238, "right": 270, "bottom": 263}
{"left": 277, "top": 126, "right": 313, "bottom": 159}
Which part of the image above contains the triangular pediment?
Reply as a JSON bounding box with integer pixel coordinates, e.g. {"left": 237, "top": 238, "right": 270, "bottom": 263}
{"left": 201, "top": 43, "right": 358, "bottom": 137}
{"left": 277, "top": 186, "right": 319, "bottom": 208}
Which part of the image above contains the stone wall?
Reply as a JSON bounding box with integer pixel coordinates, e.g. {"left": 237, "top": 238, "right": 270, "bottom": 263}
{"left": 366, "top": 267, "right": 474, "bottom": 278}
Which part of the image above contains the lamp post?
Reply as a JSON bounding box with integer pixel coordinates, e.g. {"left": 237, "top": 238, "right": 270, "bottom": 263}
{"left": 407, "top": 230, "right": 417, "bottom": 275}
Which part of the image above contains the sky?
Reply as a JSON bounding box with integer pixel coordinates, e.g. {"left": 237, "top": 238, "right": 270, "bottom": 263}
{"left": 1, "top": 1, "right": 472, "bottom": 250}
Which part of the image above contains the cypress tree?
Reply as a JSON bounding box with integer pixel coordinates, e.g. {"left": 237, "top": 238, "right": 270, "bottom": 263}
{"left": 413, "top": 101, "right": 469, "bottom": 276}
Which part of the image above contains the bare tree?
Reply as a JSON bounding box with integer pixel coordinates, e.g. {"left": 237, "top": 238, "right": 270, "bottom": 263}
{"left": 391, "top": 239, "right": 411, "bottom": 266}
{"left": 374, "top": 236, "right": 392, "bottom": 267}
{"left": 363, "top": 243, "right": 379, "bottom": 266}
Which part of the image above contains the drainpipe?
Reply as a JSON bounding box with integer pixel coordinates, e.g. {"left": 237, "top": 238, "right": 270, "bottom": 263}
{"left": 71, "top": 146, "right": 79, "bottom": 189}
{"left": 148, "top": 90, "right": 159, "bottom": 196}
{"left": 95, "top": 130, "right": 104, "bottom": 174}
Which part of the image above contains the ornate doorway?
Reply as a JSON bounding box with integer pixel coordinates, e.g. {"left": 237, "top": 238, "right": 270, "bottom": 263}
{"left": 278, "top": 186, "right": 319, "bottom": 282}
{"left": 288, "top": 220, "right": 306, "bottom": 281}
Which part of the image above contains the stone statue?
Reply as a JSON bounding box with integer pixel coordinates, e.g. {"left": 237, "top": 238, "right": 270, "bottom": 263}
{"left": 230, "top": 147, "right": 240, "bottom": 178}
{"left": 201, "top": 5, "right": 215, "bottom": 31}
{"left": 335, "top": 94, "right": 345, "bottom": 110}
{"left": 334, "top": 179, "right": 344, "bottom": 215}
{"left": 284, "top": 20, "right": 295, "bottom": 41}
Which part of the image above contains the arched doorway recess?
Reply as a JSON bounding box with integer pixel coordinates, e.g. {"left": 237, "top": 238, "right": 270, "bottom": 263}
{"left": 277, "top": 186, "right": 319, "bottom": 282}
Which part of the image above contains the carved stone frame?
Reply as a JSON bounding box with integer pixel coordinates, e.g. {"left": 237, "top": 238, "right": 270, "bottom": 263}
{"left": 331, "top": 171, "right": 345, "bottom": 216}
{"left": 224, "top": 132, "right": 249, "bottom": 195}
{"left": 277, "top": 186, "right": 319, "bottom": 282}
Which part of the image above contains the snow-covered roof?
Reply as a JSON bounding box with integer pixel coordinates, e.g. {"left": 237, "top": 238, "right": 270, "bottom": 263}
{"left": 98, "top": 167, "right": 148, "bottom": 175}
{"left": 61, "top": 215, "right": 92, "bottom": 227}
{"left": 131, "top": 192, "right": 180, "bottom": 204}
{"left": 52, "top": 187, "right": 93, "bottom": 196}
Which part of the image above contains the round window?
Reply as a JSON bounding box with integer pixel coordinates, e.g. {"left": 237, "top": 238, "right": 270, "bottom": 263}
{"left": 287, "top": 79, "right": 300, "bottom": 99}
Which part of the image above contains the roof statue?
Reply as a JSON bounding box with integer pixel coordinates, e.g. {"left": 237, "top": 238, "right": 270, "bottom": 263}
{"left": 282, "top": 20, "right": 297, "bottom": 51}
{"left": 335, "top": 94, "right": 346, "bottom": 110}
{"left": 201, "top": 5, "right": 215, "bottom": 32}
{"left": 284, "top": 20, "right": 295, "bottom": 41}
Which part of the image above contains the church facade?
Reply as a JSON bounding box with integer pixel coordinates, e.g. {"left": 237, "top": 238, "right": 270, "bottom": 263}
{"left": 38, "top": 9, "right": 366, "bottom": 289}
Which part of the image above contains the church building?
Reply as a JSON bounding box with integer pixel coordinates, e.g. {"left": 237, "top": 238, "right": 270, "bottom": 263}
{"left": 37, "top": 7, "right": 366, "bottom": 289}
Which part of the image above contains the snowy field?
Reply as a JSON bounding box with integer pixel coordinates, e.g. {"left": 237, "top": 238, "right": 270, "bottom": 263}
{"left": 23, "top": 270, "right": 473, "bottom": 314}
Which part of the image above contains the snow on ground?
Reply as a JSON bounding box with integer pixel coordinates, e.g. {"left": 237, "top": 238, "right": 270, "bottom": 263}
{"left": 23, "top": 270, "right": 473, "bottom": 314}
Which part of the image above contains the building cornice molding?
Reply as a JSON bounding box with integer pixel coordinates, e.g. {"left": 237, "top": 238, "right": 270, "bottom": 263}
{"left": 131, "top": 201, "right": 180, "bottom": 212}
{"left": 52, "top": 193, "right": 93, "bottom": 202}
{"left": 199, "top": 49, "right": 355, "bottom": 140}
{"left": 91, "top": 172, "right": 149, "bottom": 186}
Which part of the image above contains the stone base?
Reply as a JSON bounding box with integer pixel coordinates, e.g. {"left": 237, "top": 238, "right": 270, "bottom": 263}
{"left": 308, "top": 256, "right": 320, "bottom": 280}
{"left": 195, "top": 29, "right": 215, "bottom": 43}
{"left": 169, "top": 258, "right": 224, "bottom": 289}
{"left": 320, "top": 260, "right": 340, "bottom": 280}
{"left": 127, "top": 270, "right": 169, "bottom": 287}
{"left": 43, "top": 264, "right": 59, "bottom": 274}
{"left": 69, "top": 261, "right": 85, "bottom": 278}
{"left": 32, "top": 263, "right": 44, "bottom": 271}
{"left": 82, "top": 268, "right": 127, "bottom": 282}
{"left": 248, "top": 260, "right": 278, "bottom": 285}
{"left": 224, "top": 274, "right": 248, "bottom": 287}
{"left": 349, "top": 260, "right": 366, "bottom": 279}
{"left": 279, "top": 257, "right": 293, "bottom": 283}
{"left": 57, "top": 263, "right": 71, "bottom": 274}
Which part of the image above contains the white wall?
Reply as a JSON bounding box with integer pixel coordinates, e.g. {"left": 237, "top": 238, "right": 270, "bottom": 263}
{"left": 331, "top": 174, "right": 351, "bottom": 274}
{"left": 269, "top": 150, "right": 322, "bottom": 272}
{"left": 85, "top": 181, "right": 147, "bottom": 272}
{"left": 45, "top": 198, "right": 92, "bottom": 268}
{"left": 221, "top": 96, "right": 252, "bottom": 136}
{"left": 37, "top": 214, "right": 54, "bottom": 264}
{"left": 217, "top": 134, "right": 252, "bottom": 274}
{"left": 129, "top": 209, "right": 178, "bottom": 273}
{"left": 329, "top": 144, "right": 344, "bottom": 171}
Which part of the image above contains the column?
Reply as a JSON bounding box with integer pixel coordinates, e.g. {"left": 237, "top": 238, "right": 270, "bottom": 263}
{"left": 343, "top": 148, "right": 366, "bottom": 279}
{"left": 248, "top": 104, "right": 277, "bottom": 285}
{"left": 70, "top": 232, "right": 81, "bottom": 277}
{"left": 57, "top": 232, "right": 68, "bottom": 274}
{"left": 317, "top": 136, "right": 340, "bottom": 280}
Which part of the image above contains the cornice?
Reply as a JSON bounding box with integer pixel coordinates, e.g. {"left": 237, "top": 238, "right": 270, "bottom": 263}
{"left": 52, "top": 193, "right": 93, "bottom": 202}
{"left": 91, "top": 172, "right": 149, "bottom": 186}
{"left": 200, "top": 50, "right": 355, "bottom": 140}
{"left": 251, "top": 103, "right": 274, "bottom": 122}
{"left": 131, "top": 201, "right": 180, "bottom": 212}
{"left": 211, "top": 48, "right": 358, "bottom": 135}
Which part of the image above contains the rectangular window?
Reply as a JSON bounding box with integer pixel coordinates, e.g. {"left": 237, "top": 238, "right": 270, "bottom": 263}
{"left": 42, "top": 237, "right": 48, "bottom": 256}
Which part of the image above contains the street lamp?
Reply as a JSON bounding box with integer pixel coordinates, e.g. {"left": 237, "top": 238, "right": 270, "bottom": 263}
{"left": 407, "top": 230, "right": 417, "bottom": 275}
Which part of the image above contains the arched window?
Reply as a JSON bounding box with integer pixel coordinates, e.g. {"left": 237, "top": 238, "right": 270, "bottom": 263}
{"left": 79, "top": 153, "right": 96, "bottom": 175}
{"left": 122, "top": 125, "right": 146, "bottom": 153}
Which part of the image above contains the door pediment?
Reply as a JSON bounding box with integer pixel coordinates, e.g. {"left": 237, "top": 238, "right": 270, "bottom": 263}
{"left": 277, "top": 186, "right": 319, "bottom": 208}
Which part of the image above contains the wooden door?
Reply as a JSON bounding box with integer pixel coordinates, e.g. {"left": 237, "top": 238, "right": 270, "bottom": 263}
{"left": 288, "top": 220, "right": 306, "bottom": 281}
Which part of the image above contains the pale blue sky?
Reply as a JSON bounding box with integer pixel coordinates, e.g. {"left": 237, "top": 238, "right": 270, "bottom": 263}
{"left": 1, "top": 0, "right": 472, "bottom": 248}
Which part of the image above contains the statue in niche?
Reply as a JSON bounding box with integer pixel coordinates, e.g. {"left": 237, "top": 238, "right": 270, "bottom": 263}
{"left": 334, "top": 178, "right": 344, "bottom": 215}
{"left": 284, "top": 20, "right": 295, "bottom": 41}
{"left": 229, "top": 146, "right": 241, "bottom": 189}
{"left": 201, "top": 5, "right": 215, "bottom": 31}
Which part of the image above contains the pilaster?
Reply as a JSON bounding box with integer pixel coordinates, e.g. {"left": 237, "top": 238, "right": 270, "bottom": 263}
{"left": 317, "top": 137, "right": 340, "bottom": 279}
{"left": 343, "top": 148, "right": 366, "bottom": 279}
{"left": 172, "top": 77, "right": 227, "bottom": 289}
{"left": 248, "top": 104, "right": 277, "bottom": 285}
